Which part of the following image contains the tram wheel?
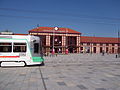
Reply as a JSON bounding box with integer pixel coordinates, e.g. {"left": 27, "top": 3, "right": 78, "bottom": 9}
{"left": 0, "top": 62, "right": 1, "bottom": 67}
{"left": 41, "top": 61, "right": 45, "bottom": 66}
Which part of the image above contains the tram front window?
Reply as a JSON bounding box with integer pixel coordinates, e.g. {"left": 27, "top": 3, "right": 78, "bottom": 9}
{"left": 34, "top": 43, "right": 39, "bottom": 53}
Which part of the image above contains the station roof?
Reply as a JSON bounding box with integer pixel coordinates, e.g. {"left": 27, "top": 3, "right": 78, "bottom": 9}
{"left": 29, "top": 27, "right": 81, "bottom": 34}
{"left": 81, "top": 36, "right": 119, "bottom": 44}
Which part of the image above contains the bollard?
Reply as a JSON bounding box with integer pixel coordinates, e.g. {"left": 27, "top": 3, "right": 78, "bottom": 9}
{"left": 65, "top": 49, "right": 68, "bottom": 55}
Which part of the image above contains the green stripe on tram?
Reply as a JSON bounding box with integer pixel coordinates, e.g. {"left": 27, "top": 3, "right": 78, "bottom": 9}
{"left": 32, "top": 57, "right": 44, "bottom": 62}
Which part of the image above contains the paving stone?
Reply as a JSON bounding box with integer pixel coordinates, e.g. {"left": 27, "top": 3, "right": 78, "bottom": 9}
{"left": 0, "top": 81, "right": 3, "bottom": 84}
{"left": 19, "top": 74, "right": 26, "bottom": 76}
{"left": 77, "top": 85, "right": 88, "bottom": 89}
{"left": 57, "top": 82, "right": 67, "bottom": 86}
{"left": 114, "top": 75, "right": 120, "bottom": 77}
{"left": 87, "top": 72, "right": 93, "bottom": 74}
{"left": 101, "top": 79, "right": 107, "bottom": 81}
{"left": 88, "top": 67, "right": 93, "bottom": 69}
{"left": 7, "top": 82, "right": 15, "bottom": 85}
{"left": 1, "top": 54, "right": 120, "bottom": 90}
{"left": 43, "top": 77, "right": 49, "bottom": 80}
{"left": 84, "top": 77, "right": 90, "bottom": 79}
{"left": 59, "top": 76, "right": 65, "bottom": 78}
{"left": 31, "top": 71, "right": 37, "bottom": 73}
{"left": 95, "top": 88, "right": 107, "bottom": 90}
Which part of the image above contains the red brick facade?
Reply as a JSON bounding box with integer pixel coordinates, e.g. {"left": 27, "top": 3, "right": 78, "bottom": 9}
{"left": 81, "top": 36, "right": 119, "bottom": 54}
{"left": 29, "top": 27, "right": 119, "bottom": 54}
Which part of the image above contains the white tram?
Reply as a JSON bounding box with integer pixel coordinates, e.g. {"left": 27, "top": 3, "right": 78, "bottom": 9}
{"left": 0, "top": 35, "right": 44, "bottom": 66}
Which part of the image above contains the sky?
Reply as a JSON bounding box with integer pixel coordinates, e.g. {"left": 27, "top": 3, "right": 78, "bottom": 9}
{"left": 0, "top": 0, "right": 120, "bottom": 37}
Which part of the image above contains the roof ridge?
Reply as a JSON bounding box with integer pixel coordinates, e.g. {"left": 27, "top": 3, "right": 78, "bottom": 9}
{"left": 29, "top": 27, "right": 81, "bottom": 34}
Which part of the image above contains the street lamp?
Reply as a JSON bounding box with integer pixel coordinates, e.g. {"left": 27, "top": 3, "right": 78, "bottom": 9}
{"left": 52, "top": 27, "right": 59, "bottom": 55}
{"left": 118, "top": 31, "right": 120, "bottom": 57}
{"left": 65, "top": 28, "right": 68, "bottom": 54}
{"left": 58, "top": 41, "right": 61, "bottom": 53}
{"left": 90, "top": 38, "right": 92, "bottom": 54}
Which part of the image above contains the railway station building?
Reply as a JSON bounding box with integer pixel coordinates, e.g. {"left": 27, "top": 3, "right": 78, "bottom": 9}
{"left": 29, "top": 27, "right": 120, "bottom": 54}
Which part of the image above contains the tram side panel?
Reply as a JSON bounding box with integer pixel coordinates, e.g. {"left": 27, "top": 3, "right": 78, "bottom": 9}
{"left": 0, "top": 35, "right": 44, "bottom": 66}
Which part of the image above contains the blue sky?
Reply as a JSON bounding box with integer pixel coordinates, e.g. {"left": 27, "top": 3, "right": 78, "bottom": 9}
{"left": 0, "top": 0, "right": 120, "bottom": 37}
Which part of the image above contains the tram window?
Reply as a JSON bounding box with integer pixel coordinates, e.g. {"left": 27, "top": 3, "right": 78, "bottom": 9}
{"left": 13, "top": 43, "right": 26, "bottom": 52}
{"left": 0, "top": 43, "right": 12, "bottom": 52}
{"left": 34, "top": 43, "right": 39, "bottom": 53}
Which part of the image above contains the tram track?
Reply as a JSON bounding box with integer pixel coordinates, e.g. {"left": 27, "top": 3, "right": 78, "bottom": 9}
{"left": 38, "top": 66, "right": 47, "bottom": 90}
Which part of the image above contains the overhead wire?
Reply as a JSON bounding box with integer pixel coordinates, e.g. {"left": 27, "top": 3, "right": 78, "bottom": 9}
{"left": 0, "top": 14, "right": 120, "bottom": 26}
{"left": 0, "top": 8, "right": 120, "bottom": 26}
{"left": 0, "top": 8, "right": 120, "bottom": 21}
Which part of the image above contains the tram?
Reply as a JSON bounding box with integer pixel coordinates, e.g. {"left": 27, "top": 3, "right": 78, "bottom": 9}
{"left": 0, "top": 35, "right": 44, "bottom": 66}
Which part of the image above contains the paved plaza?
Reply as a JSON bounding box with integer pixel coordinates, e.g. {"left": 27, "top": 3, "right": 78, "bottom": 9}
{"left": 0, "top": 54, "right": 120, "bottom": 90}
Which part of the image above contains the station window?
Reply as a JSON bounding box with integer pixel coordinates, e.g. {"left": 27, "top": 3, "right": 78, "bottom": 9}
{"left": 106, "top": 43, "right": 109, "bottom": 46}
{"left": 13, "top": 43, "right": 26, "bottom": 52}
{"left": 80, "top": 43, "right": 83, "bottom": 45}
{"left": 34, "top": 43, "right": 39, "bottom": 53}
{"left": 93, "top": 43, "right": 96, "bottom": 46}
{"left": 112, "top": 44, "right": 114, "bottom": 46}
{"left": 87, "top": 43, "right": 90, "bottom": 45}
{"left": 0, "top": 42, "right": 12, "bottom": 52}
{"left": 100, "top": 43, "right": 103, "bottom": 46}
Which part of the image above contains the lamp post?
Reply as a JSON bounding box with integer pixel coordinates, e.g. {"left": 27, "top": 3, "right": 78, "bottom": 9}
{"left": 118, "top": 31, "right": 120, "bottom": 57}
{"left": 65, "top": 28, "right": 68, "bottom": 54}
{"left": 52, "top": 27, "right": 59, "bottom": 55}
{"left": 58, "top": 41, "right": 61, "bottom": 53}
{"left": 90, "top": 38, "right": 92, "bottom": 54}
